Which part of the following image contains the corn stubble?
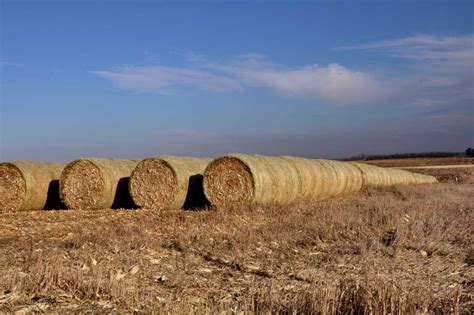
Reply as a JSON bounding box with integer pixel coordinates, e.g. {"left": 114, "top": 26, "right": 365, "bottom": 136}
{"left": 0, "top": 183, "right": 471, "bottom": 313}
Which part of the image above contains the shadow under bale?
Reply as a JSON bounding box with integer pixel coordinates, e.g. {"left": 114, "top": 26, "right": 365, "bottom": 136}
{"left": 111, "top": 177, "right": 137, "bottom": 209}
{"left": 43, "top": 180, "right": 67, "bottom": 210}
{"left": 183, "top": 174, "right": 210, "bottom": 210}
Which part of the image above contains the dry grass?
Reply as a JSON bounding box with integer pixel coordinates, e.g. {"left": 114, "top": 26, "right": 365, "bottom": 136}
{"left": 0, "top": 183, "right": 472, "bottom": 313}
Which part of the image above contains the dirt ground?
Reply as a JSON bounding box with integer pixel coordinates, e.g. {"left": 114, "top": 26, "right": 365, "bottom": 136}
{"left": 0, "top": 183, "right": 473, "bottom": 313}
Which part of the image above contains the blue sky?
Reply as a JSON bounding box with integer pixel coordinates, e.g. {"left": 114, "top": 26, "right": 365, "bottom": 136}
{"left": 1, "top": 1, "right": 473, "bottom": 161}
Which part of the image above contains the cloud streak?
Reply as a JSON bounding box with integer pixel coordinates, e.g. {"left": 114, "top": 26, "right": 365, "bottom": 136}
{"left": 92, "top": 66, "right": 242, "bottom": 95}
{"left": 92, "top": 33, "right": 473, "bottom": 113}
{"left": 92, "top": 56, "right": 391, "bottom": 104}
{"left": 207, "top": 55, "right": 391, "bottom": 103}
{"left": 339, "top": 35, "right": 473, "bottom": 129}
{"left": 338, "top": 35, "right": 473, "bottom": 65}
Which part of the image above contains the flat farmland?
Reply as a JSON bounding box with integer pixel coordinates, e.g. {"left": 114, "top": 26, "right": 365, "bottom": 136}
{"left": 0, "top": 158, "right": 473, "bottom": 313}
{"left": 360, "top": 157, "right": 474, "bottom": 168}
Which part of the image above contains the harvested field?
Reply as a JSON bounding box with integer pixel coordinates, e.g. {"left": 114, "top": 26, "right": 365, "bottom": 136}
{"left": 395, "top": 164, "right": 474, "bottom": 169}
{"left": 0, "top": 184, "right": 472, "bottom": 313}
{"left": 362, "top": 157, "right": 474, "bottom": 168}
{"left": 0, "top": 161, "right": 65, "bottom": 212}
{"left": 60, "top": 158, "right": 139, "bottom": 210}
{"left": 129, "top": 156, "right": 211, "bottom": 210}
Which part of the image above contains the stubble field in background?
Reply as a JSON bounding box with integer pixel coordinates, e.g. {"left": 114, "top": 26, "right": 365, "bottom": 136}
{"left": 0, "top": 158, "right": 472, "bottom": 313}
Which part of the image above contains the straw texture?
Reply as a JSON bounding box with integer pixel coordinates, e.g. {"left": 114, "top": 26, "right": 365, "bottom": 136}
{"left": 60, "top": 158, "right": 139, "bottom": 209}
{"left": 129, "top": 156, "right": 212, "bottom": 211}
{"left": 203, "top": 154, "right": 364, "bottom": 207}
{"left": 0, "top": 161, "right": 65, "bottom": 212}
{"left": 351, "top": 162, "right": 438, "bottom": 186}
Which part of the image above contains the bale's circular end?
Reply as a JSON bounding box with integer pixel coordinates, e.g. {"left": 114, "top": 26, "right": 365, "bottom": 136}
{"left": 129, "top": 158, "right": 178, "bottom": 210}
{"left": 203, "top": 157, "right": 254, "bottom": 206}
{"left": 0, "top": 163, "right": 26, "bottom": 212}
{"left": 60, "top": 159, "right": 104, "bottom": 209}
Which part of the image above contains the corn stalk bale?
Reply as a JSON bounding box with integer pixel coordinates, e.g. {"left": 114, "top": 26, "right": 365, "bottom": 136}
{"left": 351, "top": 162, "right": 437, "bottom": 186}
{"left": 60, "top": 158, "right": 139, "bottom": 209}
{"left": 0, "top": 161, "right": 66, "bottom": 212}
{"left": 203, "top": 154, "right": 364, "bottom": 207}
{"left": 129, "top": 156, "right": 212, "bottom": 210}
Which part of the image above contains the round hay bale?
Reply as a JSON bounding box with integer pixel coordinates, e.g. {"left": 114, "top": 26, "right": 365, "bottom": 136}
{"left": 351, "top": 162, "right": 437, "bottom": 187}
{"left": 60, "top": 158, "right": 139, "bottom": 209}
{"left": 203, "top": 156, "right": 255, "bottom": 206}
{"left": 203, "top": 154, "right": 363, "bottom": 207}
{"left": 129, "top": 156, "right": 211, "bottom": 211}
{"left": 415, "top": 172, "right": 438, "bottom": 184}
{"left": 0, "top": 161, "right": 66, "bottom": 212}
{"left": 352, "top": 162, "right": 383, "bottom": 187}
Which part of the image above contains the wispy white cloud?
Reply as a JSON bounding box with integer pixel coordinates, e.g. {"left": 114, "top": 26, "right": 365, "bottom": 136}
{"left": 205, "top": 55, "right": 391, "bottom": 104}
{"left": 92, "top": 66, "right": 242, "bottom": 95}
{"left": 339, "top": 35, "right": 473, "bottom": 128}
{"left": 338, "top": 34, "right": 473, "bottom": 64}
{"left": 92, "top": 34, "right": 473, "bottom": 111}
{"left": 338, "top": 34, "right": 474, "bottom": 86}
{"left": 339, "top": 34, "right": 471, "bottom": 49}
{"left": 93, "top": 56, "right": 391, "bottom": 104}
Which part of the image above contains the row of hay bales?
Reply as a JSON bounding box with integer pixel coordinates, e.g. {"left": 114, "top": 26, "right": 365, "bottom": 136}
{"left": 203, "top": 155, "right": 437, "bottom": 207}
{"left": 0, "top": 155, "right": 437, "bottom": 212}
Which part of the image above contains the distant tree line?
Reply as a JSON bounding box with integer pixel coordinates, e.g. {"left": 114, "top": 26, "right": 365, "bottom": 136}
{"left": 466, "top": 147, "right": 474, "bottom": 157}
{"left": 344, "top": 151, "right": 468, "bottom": 161}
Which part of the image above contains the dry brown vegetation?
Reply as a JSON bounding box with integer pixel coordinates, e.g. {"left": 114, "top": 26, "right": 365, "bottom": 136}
{"left": 0, "top": 183, "right": 472, "bottom": 313}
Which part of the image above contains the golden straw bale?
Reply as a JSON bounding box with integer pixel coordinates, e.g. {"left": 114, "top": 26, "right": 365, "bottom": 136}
{"left": 129, "top": 156, "right": 212, "bottom": 211}
{"left": 351, "top": 162, "right": 437, "bottom": 187}
{"left": 0, "top": 161, "right": 65, "bottom": 212}
{"left": 60, "top": 158, "right": 138, "bottom": 209}
{"left": 204, "top": 154, "right": 363, "bottom": 207}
